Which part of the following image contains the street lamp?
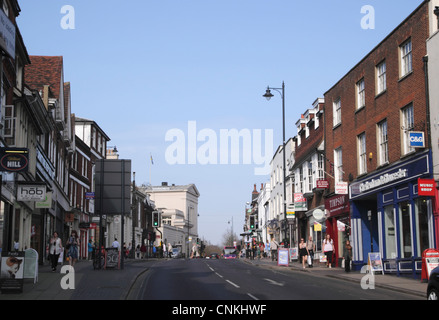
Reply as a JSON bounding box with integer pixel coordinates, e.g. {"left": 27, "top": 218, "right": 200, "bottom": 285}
{"left": 263, "top": 82, "right": 288, "bottom": 246}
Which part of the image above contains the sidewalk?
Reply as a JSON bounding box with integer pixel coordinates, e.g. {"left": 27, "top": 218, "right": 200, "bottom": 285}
{"left": 0, "top": 258, "right": 155, "bottom": 300}
{"left": 242, "top": 257, "right": 428, "bottom": 298}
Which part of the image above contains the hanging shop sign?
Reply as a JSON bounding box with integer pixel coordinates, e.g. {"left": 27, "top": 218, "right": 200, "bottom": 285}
{"left": 409, "top": 132, "right": 425, "bottom": 148}
{"left": 294, "top": 193, "right": 307, "bottom": 211}
{"left": 17, "top": 184, "right": 46, "bottom": 201}
{"left": 0, "top": 8, "right": 16, "bottom": 58}
{"left": 335, "top": 182, "right": 348, "bottom": 195}
{"left": 316, "top": 180, "right": 329, "bottom": 189}
{"left": 418, "top": 178, "right": 435, "bottom": 196}
{"left": 0, "top": 148, "right": 29, "bottom": 172}
{"left": 325, "top": 194, "right": 349, "bottom": 218}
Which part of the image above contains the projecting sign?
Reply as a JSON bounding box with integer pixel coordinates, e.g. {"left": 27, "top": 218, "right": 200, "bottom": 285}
{"left": 0, "top": 8, "right": 16, "bottom": 58}
{"left": 17, "top": 185, "right": 46, "bottom": 201}
{"left": 418, "top": 178, "right": 435, "bottom": 196}
{"left": 409, "top": 132, "right": 425, "bottom": 148}
{"left": 0, "top": 148, "right": 29, "bottom": 172}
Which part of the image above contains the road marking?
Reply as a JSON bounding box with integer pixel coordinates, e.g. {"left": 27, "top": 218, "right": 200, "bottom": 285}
{"left": 209, "top": 267, "right": 215, "bottom": 272}
{"left": 226, "top": 280, "right": 240, "bottom": 288}
{"left": 264, "top": 278, "right": 284, "bottom": 286}
{"left": 215, "top": 272, "right": 223, "bottom": 278}
{"left": 247, "top": 293, "right": 259, "bottom": 300}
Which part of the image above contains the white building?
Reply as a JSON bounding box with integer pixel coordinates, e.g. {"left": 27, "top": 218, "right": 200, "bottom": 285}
{"left": 257, "top": 182, "right": 271, "bottom": 246}
{"left": 269, "top": 138, "right": 294, "bottom": 242}
{"left": 141, "top": 183, "right": 200, "bottom": 257}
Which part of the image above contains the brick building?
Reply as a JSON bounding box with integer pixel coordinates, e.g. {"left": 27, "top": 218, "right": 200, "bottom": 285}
{"left": 324, "top": 0, "right": 439, "bottom": 275}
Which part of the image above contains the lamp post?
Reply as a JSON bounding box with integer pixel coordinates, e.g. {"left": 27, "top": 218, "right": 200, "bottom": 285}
{"left": 263, "top": 82, "right": 288, "bottom": 246}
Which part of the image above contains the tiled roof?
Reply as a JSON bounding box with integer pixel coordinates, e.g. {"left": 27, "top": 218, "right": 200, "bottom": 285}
{"left": 25, "top": 56, "right": 63, "bottom": 100}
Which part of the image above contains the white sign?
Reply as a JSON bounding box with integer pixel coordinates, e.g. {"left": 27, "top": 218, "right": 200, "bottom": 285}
{"left": 0, "top": 9, "right": 15, "bottom": 58}
{"left": 335, "top": 182, "right": 348, "bottom": 195}
{"left": 277, "top": 248, "right": 289, "bottom": 267}
{"left": 17, "top": 185, "right": 46, "bottom": 201}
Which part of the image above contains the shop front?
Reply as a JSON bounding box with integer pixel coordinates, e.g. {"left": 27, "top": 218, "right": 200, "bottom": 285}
{"left": 349, "top": 151, "right": 436, "bottom": 276}
{"left": 324, "top": 194, "right": 350, "bottom": 267}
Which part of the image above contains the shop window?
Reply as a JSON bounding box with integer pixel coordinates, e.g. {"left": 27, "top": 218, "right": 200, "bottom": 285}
{"left": 384, "top": 205, "right": 397, "bottom": 259}
{"left": 399, "top": 201, "right": 412, "bottom": 258}
{"left": 415, "top": 198, "right": 430, "bottom": 256}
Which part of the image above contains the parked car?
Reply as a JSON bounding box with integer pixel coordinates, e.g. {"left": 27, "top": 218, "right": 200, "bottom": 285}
{"left": 427, "top": 266, "right": 439, "bottom": 300}
{"left": 171, "top": 248, "right": 182, "bottom": 259}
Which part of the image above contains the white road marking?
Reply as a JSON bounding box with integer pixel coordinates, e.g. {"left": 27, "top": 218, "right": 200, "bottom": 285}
{"left": 247, "top": 293, "right": 259, "bottom": 300}
{"left": 226, "top": 280, "right": 240, "bottom": 288}
{"left": 264, "top": 278, "right": 285, "bottom": 286}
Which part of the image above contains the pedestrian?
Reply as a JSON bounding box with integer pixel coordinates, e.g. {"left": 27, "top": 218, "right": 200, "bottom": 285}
{"left": 136, "top": 244, "right": 141, "bottom": 259}
{"left": 343, "top": 239, "right": 352, "bottom": 272}
{"left": 88, "top": 239, "right": 94, "bottom": 260}
{"left": 299, "top": 238, "right": 309, "bottom": 269}
{"left": 306, "top": 236, "right": 315, "bottom": 268}
{"left": 49, "top": 231, "right": 63, "bottom": 272}
{"left": 266, "top": 241, "right": 271, "bottom": 259}
{"left": 66, "top": 230, "right": 79, "bottom": 266}
{"left": 140, "top": 243, "right": 146, "bottom": 259}
{"left": 14, "top": 239, "right": 19, "bottom": 252}
{"left": 163, "top": 242, "right": 168, "bottom": 258}
{"left": 112, "top": 238, "right": 120, "bottom": 249}
{"left": 323, "top": 234, "right": 334, "bottom": 268}
{"left": 168, "top": 242, "right": 173, "bottom": 258}
{"left": 270, "top": 237, "right": 278, "bottom": 261}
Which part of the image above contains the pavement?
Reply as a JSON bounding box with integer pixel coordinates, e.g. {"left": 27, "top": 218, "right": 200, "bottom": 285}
{"left": 0, "top": 256, "right": 428, "bottom": 300}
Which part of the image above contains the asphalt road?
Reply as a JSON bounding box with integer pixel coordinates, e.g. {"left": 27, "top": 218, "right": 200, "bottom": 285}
{"left": 138, "top": 258, "right": 423, "bottom": 300}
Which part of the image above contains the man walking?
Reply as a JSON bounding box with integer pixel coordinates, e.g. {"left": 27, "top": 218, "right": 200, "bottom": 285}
{"left": 270, "top": 237, "right": 278, "bottom": 261}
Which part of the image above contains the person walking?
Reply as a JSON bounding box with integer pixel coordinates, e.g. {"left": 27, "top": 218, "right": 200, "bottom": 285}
{"left": 323, "top": 234, "right": 334, "bottom": 268}
{"left": 299, "top": 238, "right": 309, "bottom": 269}
{"left": 112, "top": 238, "right": 120, "bottom": 249}
{"left": 306, "top": 236, "right": 315, "bottom": 268}
{"left": 343, "top": 240, "right": 353, "bottom": 272}
{"left": 66, "top": 230, "right": 79, "bottom": 266}
{"left": 140, "top": 243, "right": 146, "bottom": 259}
{"left": 88, "top": 239, "right": 94, "bottom": 260}
{"left": 49, "top": 231, "right": 63, "bottom": 272}
{"left": 168, "top": 242, "right": 173, "bottom": 258}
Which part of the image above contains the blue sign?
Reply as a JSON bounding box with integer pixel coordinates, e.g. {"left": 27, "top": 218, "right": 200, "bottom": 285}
{"left": 409, "top": 132, "right": 425, "bottom": 148}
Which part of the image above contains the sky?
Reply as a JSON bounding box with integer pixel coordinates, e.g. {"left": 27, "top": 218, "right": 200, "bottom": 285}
{"left": 17, "top": 0, "right": 424, "bottom": 246}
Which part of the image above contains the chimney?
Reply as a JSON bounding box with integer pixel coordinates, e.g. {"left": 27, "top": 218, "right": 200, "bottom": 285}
{"left": 252, "top": 184, "right": 259, "bottom": 201}
{"left": 260, "top": 183, "right": 264, "bottom": 191}
{"left": 162, "top": 182, "right": 168, "bottom": 186}
{"left": 435, "top": 6, "right": 439, "bottom": 29}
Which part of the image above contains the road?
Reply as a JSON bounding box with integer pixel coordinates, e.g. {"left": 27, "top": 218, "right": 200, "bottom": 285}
{"left": 137, "top": 258, "right": 422, "bottom": 300}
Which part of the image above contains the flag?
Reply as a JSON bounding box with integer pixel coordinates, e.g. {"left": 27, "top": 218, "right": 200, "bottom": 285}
{"left": 150, "top": 154, "right": 154, "bottom": 165}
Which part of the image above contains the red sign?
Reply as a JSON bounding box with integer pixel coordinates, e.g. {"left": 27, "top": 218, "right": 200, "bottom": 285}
{"left": 316, "top": 180, "right": 329, "bottom": 189}
{"left": 418, "top": 178, "right": 435, "bottom": 196}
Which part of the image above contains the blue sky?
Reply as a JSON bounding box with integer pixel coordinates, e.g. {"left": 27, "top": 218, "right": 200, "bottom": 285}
{"left": 18, "top": 0, "right": 423, "bottom": 245}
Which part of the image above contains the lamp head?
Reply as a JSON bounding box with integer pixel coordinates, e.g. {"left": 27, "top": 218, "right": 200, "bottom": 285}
{"left": 263, "top": 87, "right": 274, "bottom": 101}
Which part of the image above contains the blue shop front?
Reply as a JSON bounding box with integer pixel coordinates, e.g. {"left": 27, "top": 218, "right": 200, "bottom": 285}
{"left": 349, "top": 150, "right": 436, "bottom": 277}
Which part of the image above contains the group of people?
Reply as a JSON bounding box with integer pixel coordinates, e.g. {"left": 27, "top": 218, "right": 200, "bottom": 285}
{"left": 299, "top": 234, "right": 352, "bottom": 272}
{"left": 48, "top": 230, "right": 79, "bottom": 272}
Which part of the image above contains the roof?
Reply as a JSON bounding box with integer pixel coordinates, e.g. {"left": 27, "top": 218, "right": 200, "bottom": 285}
{"left": 25, "top": 56, "right": 64, "bottom": 100}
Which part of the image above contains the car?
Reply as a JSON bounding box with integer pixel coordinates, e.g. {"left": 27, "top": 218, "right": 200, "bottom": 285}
{"left": 209, "top": 253, "right": 219, "bottom": 259}
{"left": 427, "top": 266, "right": 439, "bottom": 300}
{"left": 171, "top": 248, "right": 182, "bottom": 259}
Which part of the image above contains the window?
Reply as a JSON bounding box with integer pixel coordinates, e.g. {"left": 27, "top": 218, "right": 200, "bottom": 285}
{"left": 317, "top": 154, "right": 324, "bottom": 180}
{"left": 307, "top": 160, "right": 313, "bottom": 191}
{"left": 376, "top": 61, "right": 386, "bottom": 94}
{"left": 415, "top": 198, "right": 430, "bottom": 256}
{"left": 357, "top": 133, "right": 367, "bottom": 175}
{"left": 400, "top": 39, "right": 412, "bottom": 77}
{"left": 334, "top": 147, "right": 343, "bottom": 182}
{"left": 384, "top": 206, "right": 397, "bottom": 259}
{"left": 356, "top": 79, "right": 365, "bottom": 109}
{"left": 401, "top": 104, "right": 414, "bottom": 155}
{"left": 377, "top": 120, "right": 388, "bottom": 165}
{"left": 399, "top": 201, "right": 412, "bottom": 258}
{"left": 333, "top": 98, "right": 341, "bottom": 127}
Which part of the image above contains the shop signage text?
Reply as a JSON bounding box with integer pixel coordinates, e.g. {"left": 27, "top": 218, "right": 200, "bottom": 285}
{"left": 418, "top": 178, "right": 435, "bottom": 196}
{"left": 359, "top": 169, "right": 408, "bottom": 193}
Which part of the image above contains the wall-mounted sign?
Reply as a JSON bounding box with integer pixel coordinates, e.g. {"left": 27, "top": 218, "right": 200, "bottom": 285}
{"left": 17, "top": 184, "right": 46, "bottom": 201}
{"left": 335, "top": 182, "right": 348, "bottom": 195}
{"left": 294, "top": 193, "right": 307, "bottom": 211}
{"left": 418, "top": 178, "right": 435, "bottom": 196}
{"left": 0, "top": 9, "right": 16, "bottom": 58}
{"left": 409, "top": 131, "right": 425, "bottom": 148}
{"left": 316, "top": 180, "right": 329, "bottom": 189}
{"left": 0, "top": 148, "right": 29, "bottom": 172}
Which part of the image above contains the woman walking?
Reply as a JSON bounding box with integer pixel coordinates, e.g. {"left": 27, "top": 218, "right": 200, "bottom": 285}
{"left": 49, "top": 231, "right": 63, "bottom": 272}
{"left": 66, "top": 230, "right": 79, "bottom": 266}
{"left": 299, "top": 238, "right": 309, "bottom": 269}
{"left": 343, "top": 240, "right": 352, "bottom": 272}
{"left": 323, "top": 234, "right": 334, "bottom": 268}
